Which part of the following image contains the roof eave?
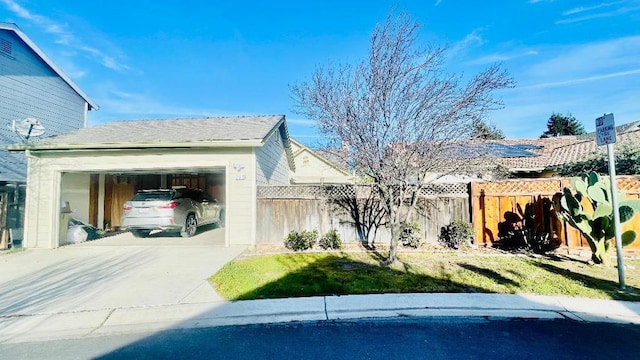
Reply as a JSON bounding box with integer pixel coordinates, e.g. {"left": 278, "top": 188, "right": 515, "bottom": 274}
{"left": 260, "top": 116, "right": 296, "bottom": 171}
{"left": 7, "top": 139, "right": 265, "bottom": 152}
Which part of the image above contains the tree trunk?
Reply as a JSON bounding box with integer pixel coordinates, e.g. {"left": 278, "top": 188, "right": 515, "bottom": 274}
{"left": 387, "top": 223, "right": 401, "bottom": 265}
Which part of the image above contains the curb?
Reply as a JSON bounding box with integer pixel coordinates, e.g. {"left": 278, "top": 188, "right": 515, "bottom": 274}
{"left": 1, "top": 294, "right": 639, "bottom": 344}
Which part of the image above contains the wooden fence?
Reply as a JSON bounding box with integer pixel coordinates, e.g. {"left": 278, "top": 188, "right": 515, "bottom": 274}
{"left": 256, "top": 184, "right": 470, "bottom": 244}
{"left": 0, "top": 184, "right": 25, "bottom": 249}
{"left": 470, "top": 176, "right": 640, "bottom": 250}
{"left": 256, "top": 177, "right": 640, "bottom": 250}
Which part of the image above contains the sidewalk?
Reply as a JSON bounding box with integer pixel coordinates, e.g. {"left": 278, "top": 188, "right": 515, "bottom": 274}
{"left": 2, "top": 293, "right": 639, "bottom": 344}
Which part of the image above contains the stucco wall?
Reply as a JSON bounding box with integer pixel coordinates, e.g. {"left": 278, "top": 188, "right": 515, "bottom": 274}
{"left": 255, "top": 127, "right": 289, "bottom": 186}
{"left": 23, "top": 148, "right": 256, "bottom": 248}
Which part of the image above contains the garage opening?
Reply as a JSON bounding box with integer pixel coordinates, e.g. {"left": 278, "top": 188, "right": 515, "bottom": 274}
{"left": 60, "top": 168, "right": 226, "bottom": 247}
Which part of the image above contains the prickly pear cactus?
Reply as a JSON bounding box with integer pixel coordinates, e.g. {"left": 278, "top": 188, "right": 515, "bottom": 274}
{"left": 557, "top": 172, "right": 640, "bottom": 264}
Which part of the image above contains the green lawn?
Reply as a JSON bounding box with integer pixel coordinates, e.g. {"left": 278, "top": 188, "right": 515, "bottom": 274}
{"left": 209, "top": 250, "right": 640, "bottom": 301}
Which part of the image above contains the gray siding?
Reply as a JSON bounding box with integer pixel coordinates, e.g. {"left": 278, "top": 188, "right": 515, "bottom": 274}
{"left": 255, "top": 126, "right": 290, "bottom": 186}
{"left": 0, "top": 30, "right": 87, "bottom": 182}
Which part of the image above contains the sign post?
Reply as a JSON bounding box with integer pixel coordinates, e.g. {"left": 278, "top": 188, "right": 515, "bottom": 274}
{"left": 595, "top": 113, "right": 625, "bottom": 290}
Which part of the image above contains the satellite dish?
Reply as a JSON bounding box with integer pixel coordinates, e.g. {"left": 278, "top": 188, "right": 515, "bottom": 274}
{"left": 13, "top": 117, "right": 45, "bottom": 142}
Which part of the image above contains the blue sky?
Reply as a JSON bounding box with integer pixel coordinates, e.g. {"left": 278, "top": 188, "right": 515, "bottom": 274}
{"left": 2, "top": 0, "right": 640, "bottom": 145}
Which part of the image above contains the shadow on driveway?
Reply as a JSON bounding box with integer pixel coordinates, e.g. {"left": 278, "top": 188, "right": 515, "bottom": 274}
{"left": 0, "top": 249, "right": 151, "bottom": 315}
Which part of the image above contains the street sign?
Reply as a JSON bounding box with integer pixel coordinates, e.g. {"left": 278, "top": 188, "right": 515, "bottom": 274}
{"left": 594, "top": 113, "right": 625, "bottom": 289}
{"left": 595, "top": 113, "right": 616, "bottom": 146}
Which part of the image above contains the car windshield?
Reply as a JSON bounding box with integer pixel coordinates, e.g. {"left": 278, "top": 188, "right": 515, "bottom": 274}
{"left": 131, "top": 191, "right": 173, "bottom": 201}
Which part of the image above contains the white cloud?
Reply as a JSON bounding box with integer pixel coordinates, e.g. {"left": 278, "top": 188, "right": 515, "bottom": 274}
{"left": 101, "top": 56, "right": 129, "bottom": 71}
{"left": 557, "top": 1, "right": 640, "bottom": 24}
{"left": 523, "top": 35, "right": 640, "bottom": 85}
{"left": 466, "top": 50, "right": 538, "bottom": 66}
{"left": 562, "top": 1, "right": 626, "bottom": 15}
{"left": 521, "top": 68, "right": 640, "bottom": 90}
{"left": 486, "top": 35, "right": 640, "bottom": 138}
{"left": 0, "top": 0, "right": 129, "bottom": 72}
{"left": 88, "top": 87, "right": 255, "bottom": 124}
{"left": 449, "top": 29, "right": 485, "bottom": 58}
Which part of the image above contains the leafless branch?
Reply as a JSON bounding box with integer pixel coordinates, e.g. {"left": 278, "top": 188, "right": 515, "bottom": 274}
{"left": 291, "top": 11, "right": 514, "bottom": 263}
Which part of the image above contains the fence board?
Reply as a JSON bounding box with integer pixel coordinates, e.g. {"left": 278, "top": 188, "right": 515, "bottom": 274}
{"left": 256, "top": 185, "right": 470, "bottom": 245}
{"left": 471, "top": 176, "right": 640, "bottom": 250}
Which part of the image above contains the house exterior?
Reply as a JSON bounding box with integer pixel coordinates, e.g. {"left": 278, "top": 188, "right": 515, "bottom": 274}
{"left": 547, "top": 126, "right": 640, "bottom": 169}
{"left": 487, "top": 121, "right": 640, "bottom": 176}
{"left": 0, "top": 23, "right": 97, "bottom": 248}
{"left": 289, "top": 138, "right": 353, "bottom": 184}
{"left": 487, "top": 137, "right": 581, "bottom": 177}
{"left": 8, "top": 115, "right": 294, "bottom": 249}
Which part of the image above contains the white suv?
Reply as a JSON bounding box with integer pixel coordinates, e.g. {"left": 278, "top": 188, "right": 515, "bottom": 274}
{"left": 121, "top": 188, "right": 224, "bottom": 238}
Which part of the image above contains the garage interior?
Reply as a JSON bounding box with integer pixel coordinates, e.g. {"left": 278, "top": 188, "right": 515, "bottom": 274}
{"left": 60, "top": 169, "right": 226, "bottom": 244}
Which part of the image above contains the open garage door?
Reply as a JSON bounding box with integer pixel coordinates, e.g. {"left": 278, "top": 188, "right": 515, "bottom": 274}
{"left": 60, "top": 168, "right": 227, "bottom": 247}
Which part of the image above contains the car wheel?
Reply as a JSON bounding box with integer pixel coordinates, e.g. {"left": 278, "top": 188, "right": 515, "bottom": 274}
{"left": 181, "top": 214, "right": 197, "bottom": 237}
{"left": 218, "top": 210, "right": 225, "bottom": 228}
{"left": 131, "top": 229, "right": 151, "bottom": 238}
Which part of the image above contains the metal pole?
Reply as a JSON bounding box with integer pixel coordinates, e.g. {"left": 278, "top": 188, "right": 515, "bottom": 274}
{"left": 607, "top": 143, "right": 625, "bottom": 290}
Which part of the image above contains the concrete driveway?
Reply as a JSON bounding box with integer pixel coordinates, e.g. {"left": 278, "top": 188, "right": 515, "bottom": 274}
{"left": 0, "top": 228, "right": 247, "bottom": 317}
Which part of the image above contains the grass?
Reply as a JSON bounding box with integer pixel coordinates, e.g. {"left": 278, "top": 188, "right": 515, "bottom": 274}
{"left": 209, "top": 250, "right": 640, "bottom": 301}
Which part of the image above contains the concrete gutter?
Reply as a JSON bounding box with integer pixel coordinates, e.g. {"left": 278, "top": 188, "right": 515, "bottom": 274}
{"left": 1, "top": 293, "right": 639, "bottom": 344}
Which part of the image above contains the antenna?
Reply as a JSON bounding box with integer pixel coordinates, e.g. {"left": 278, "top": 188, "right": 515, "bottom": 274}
{"left": 12, "top": 117, "right": 45, "bottom": 142}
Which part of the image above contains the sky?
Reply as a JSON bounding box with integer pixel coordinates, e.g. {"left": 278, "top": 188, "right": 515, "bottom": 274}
{"left": 2, "top": 0, "right": 640, "bottom": 145}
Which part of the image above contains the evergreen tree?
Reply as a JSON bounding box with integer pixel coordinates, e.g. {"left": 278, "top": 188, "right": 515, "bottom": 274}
{"left": 472, "top": 120, "right": 505, "bottom": 140}
{"left": 540, "top": 113, "right": 586, "bottom": 138}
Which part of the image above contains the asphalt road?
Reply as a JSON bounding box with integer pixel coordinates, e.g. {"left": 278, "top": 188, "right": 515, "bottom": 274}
{"left": 1, "top": 317, "right": 638, "bottom": 360}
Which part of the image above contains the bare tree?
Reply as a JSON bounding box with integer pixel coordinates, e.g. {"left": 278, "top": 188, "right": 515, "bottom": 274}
{"left": 291, "top": 12, "right": 514, "bottom": 264}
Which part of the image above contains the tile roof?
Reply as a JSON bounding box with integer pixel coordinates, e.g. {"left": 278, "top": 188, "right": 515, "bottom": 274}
{"left": 32, "top": 115, "right": 286, "bottom": 147}
{"left": 483, "top": 137, "right": 581, "bottom": 171}
{"left": 547, "top": 129, "right": 640, "bottom": 167}
{"left": 578, "top": 120, "right": 640, "bottom": 141}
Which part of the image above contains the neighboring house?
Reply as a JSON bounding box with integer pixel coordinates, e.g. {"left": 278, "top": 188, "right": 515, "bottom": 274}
{"left": 0, "top": 23, "right": 97, "bottom": 248}
{"left": 420, "top": 137, "right": 581, "bottom": 182}
{"left": 547, "top": 127, "right": 640, "bottom": 169}
{"left": 487, "top": 137, "right": 581, "bottom": 177}
{"left": 465, "top": 120, "right": 640, "bottom": 177}
{"left": 8, "top": 115, "right": 294, "bottom": 249}
{"left": 289, "top": 138, "right": 353, "bottom": 184}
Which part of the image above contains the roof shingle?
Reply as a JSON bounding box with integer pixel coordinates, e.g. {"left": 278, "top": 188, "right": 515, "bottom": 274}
{"left": 35, "top": 115, "right": 285, "bottom": 146}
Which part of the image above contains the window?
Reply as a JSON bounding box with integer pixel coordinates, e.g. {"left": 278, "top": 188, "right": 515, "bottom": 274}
{"left": 131, "top": 191, "right": 173, "bottom": 201}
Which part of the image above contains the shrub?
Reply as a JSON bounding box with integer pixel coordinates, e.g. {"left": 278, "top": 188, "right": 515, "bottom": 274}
{"left": 399, "top": 223, "right": 424, "bottom": 248}
{"left": 284, "top": 230, "right": 318, "bottom": 251}
{"left": 439, "top": 220, "right": 473, "bottom": 249}
{"left": 319, "top": 229, "right": 343, "bottom": 250}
